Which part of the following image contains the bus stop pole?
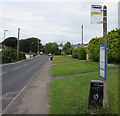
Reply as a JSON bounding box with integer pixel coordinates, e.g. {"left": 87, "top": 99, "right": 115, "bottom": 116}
{"left": 103, "top": 5, "right": 108, "bottom": 108}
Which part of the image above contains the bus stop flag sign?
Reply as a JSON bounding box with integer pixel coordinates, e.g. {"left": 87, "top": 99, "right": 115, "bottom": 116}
{"left": 91, "top": 5, "right": 103, "bottom": 24}
{"left": 99, "top": 46, "right": 107, "bottom": 79}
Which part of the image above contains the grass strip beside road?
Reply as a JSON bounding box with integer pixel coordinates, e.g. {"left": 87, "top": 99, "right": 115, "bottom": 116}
{"left": 49, "top": 71, "right": 118, "bottom": 114}
{"left": 51, "top": 60, "right": 118, "bottom": 77}
{"left": 49, "top": 55, "right": 119, "bottom": 114}
{"left": 52, "top": 55, "right": 79, "bottom": 64}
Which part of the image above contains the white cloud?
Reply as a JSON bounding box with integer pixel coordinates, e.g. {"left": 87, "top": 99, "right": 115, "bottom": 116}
{"left": 0, "top": 1, "right": 118, "bottom": 44}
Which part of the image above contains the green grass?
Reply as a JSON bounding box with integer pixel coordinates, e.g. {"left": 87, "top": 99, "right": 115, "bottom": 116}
{"left": 49, "top": 71, "right": 118, "bottom": 114}
{"left": 51, "top": 60, "right": 119, "bottom": 77}
{"left": 52, "top": 55, "right": 79, "bottom": 64}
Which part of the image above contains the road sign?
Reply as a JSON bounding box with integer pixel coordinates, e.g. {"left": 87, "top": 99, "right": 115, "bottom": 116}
{"left": 99, "top": 46, "right": 106, "bottom": 79}
{"left": 91, "top": 5, "right": 103, "bottom": 24}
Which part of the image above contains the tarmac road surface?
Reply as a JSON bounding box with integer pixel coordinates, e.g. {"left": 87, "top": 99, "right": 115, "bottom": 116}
{"left": 1, "top": 54, "right": 48, "bottom": 110}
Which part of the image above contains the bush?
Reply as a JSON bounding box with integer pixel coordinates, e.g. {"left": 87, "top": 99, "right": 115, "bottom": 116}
{"left": 65, "top": 48, "right": 72, "bottom": 55}
{"left": 18, "top": 52, "right": 26, "bottom": 61}
{"left": 2, "top": 48, "right": 26, "bottom": 64}
{"left": 107, "top": 29, "right": 120, "bottom": 63}
{"left": 88, "top": 37, "right": 103, "bottom": 61}
{"left": 72, "top": 49, "right": 78, "bottom": 58}
{"left": 88, "top": 28, "right": 120, "bottom": 63}
{"left": 77, "top": 47, "right": 86, "bottom": 60}
{"left": 2, "top": 55, "right": 11, "bottom": 64}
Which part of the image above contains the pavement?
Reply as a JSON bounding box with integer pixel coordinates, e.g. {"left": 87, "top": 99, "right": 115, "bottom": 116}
{"left": 3, "top": 59, "right": 52, "bottom": 114}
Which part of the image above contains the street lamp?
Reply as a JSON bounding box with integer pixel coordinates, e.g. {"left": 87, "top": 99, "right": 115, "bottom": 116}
{"left": 3, "top": 30, "right": 8, "bottom": 40}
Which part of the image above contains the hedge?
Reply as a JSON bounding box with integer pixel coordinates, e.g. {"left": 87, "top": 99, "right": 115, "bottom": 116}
{"left": 77, "top": 47, "right": 86, "bottom": 60}
{"left": 2, "top": 48, "right": 26, "bottom": 64}
{"left": 88, "top": 28, "right": 120, "bottom": 63}
{"left": 72, "top": 49, "right": 78, "bottom": 58}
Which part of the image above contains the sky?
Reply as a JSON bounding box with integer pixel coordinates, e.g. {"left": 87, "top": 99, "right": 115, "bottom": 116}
{"left": 0, "top": 0, "right": 119, "bottom": 45}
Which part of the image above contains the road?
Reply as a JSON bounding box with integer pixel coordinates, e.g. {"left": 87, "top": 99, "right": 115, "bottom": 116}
{"left": 1, "top": 54, "right": 49, "bottom": 110}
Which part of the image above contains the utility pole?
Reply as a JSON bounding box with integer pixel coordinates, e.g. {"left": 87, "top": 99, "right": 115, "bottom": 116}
{"left": 17, "top": 28, "right": 20, "bottom": 60}
{"left": 3, "top": 30, "right": 8, "bottom": 40}
{"left": 103, "top": 5, "right": 108, "bottom": 107}
{"left": 81, "top": 25, "right": 83, "bottom": 46}
{"left": 37, "top": 39, "right": 40, "bottom": 55}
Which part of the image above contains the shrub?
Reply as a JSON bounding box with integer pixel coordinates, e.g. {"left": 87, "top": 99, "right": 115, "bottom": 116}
{"left": 88, "top": 28, "right": 120, "bottom": 63}
{"left": 72, "top": 49, "right": 78, "bottom": 58}
{"left": 18, "top": 52, "right": 26, "bottom": 61}
{"left": 77, "top": 47, "right": 86, "bottom": 60}
{"left": 2, "top": 55, "right": 11, "bottom": 64}
{"left": 107, "top": 29, "right": 120, "bottom": 63}
{"left": 88, "top": 37, "right": 103, "bottom": 61}
{"left": 2, "top": 48, "right": 26, "bottom": 64}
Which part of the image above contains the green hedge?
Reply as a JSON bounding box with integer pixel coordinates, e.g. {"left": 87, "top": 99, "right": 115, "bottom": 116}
{"left": 72, "top": 47, "right": 86, "bottom": 60}
{"left": 72, "top": 49, "right": 78, "bottom": 58}
{"left": 2, "top": 48, "right": 26, "bottom": 64}
{"left": 77, "top": 47, "right": 86, "bottom": 60}
{"left": 88, "top": 37, "right": 103, "bottom": 61}
{"left": 2, "top": 55, "right": 11, "bottom": 64}
{"left": 88, "top": 28, "right": 120, "bottom": 63}
{"left": 18, "top": 52, "right": 26, "bottom": 60}
{"left": 107, "top": 29, "right": 120, "bottom": 63}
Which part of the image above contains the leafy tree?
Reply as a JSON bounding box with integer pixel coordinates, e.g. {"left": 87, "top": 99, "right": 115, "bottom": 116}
{"left": 44, "top": 42, "right": 59, "bottom": 54}
{"left": 63, "top": 42, "right": 72, "bottom": 55}
{"left": 19, "top": 37, "right": 41, "bottom": 53}
{"left": 19, "top": 39, "right": 30, "bottom": 53}
{"left": 2, "top": 37, "right": 17, "bottom": 49}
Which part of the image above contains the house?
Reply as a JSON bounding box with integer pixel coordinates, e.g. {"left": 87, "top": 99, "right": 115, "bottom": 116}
{"left": 58, "top": 44, "right": 64, "bottom": 50}
{"left": 72, "top": 43, "right": 84, "bottom": 49}
{"left": 73, "top": 43, "right": 90, "bottom": 60}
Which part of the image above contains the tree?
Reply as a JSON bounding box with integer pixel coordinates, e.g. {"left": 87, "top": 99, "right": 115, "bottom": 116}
{"left": 44, "top": 42, "right": 59, "bottom": 54}
{"left": 63, "top": 42, "right": 72, "bottom": 55}
{"left": 19, "top": 37, "right": 41, "bottom": 53}
{"left": 2, "top": 37, "right": 17, "bottom": 49}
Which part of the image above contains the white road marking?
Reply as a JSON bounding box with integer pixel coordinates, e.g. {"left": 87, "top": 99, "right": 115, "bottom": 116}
{"left": 23, "top": 64, "right": 29, "bottom": 66}
{"left": 0, "top": 72, "right": 7, "bottom": 76}
{"left": 12, "top": 67, "right": 21, "bottom": 71}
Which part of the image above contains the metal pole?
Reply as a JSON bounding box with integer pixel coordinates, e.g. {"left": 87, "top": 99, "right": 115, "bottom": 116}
{"left": 37, "top": 39, "right": 39, "bottom": 55}
{"left": 17, "top": 28, "right": 20, "bottom": 60}
{"left": 103, "top": 5, "right": 108, "bottom": 107}
{"left": 81, "top": 25, "right": 83, "bottom": 45}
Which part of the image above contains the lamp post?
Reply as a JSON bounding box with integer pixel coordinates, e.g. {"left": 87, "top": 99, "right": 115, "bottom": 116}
{"left": 3, "top": 30, "right": 8, "bottom": 40}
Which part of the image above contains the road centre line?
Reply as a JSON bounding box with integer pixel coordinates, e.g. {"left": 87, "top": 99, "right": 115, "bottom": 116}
{"left": 12, "top": 67, "right": 21, "bottom": 71}
{"left": 0, "top": 72, "right": 7, "bottom": 76}
{"left": 23, "top": 64, "right": 29, "bottom": 66}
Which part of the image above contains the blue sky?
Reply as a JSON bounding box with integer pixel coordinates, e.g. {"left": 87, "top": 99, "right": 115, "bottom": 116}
{"left": 0, "top": 0, "right": 119, "bottom": 45}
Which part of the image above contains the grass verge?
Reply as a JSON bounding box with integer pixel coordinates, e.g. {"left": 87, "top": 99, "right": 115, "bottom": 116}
{"left": 52, "top": 55, "right": 79, "bottom": 64}
{"left": 49, "top": 71, "right": 118, "bottom": 114}
{"left": 51, "top": 60, "right": 119, "bottom": 77}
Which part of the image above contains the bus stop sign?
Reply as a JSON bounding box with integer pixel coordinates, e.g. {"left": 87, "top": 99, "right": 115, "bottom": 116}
{"left": 99, "top": 46, "right": 107, "bottom": 79}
